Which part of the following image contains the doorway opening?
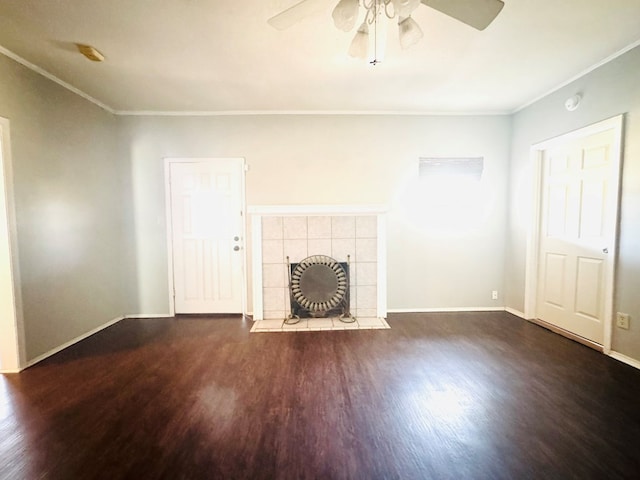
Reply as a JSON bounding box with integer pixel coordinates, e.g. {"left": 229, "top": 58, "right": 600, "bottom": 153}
{"left": 0, "top": 117, "right": 24, "bottom": 372}
{"left": 524, "top": 115, "right": 624, "bottom": 353}
{"left": 164, "top": 158, "right": 247, "bottom": 316}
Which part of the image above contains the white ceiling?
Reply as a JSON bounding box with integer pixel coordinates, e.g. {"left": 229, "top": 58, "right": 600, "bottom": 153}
{"left": 0, "top": 0, "right": 639, "bottom": 114}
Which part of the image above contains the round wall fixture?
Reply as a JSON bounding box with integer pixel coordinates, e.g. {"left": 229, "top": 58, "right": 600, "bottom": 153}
{"left": 290, "top": 255, "right": 348, "bottom": 314}
{"left": 565, "top": 94, "right": 582, "bottom": 111}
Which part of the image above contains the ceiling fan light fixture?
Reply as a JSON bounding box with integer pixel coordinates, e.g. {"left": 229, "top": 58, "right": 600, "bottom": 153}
{"left": 332, "top": 0, "right": 360, "bottom": 32}
{"left": 348, "top": 22, "right": 369, "bottom": 59}
{"left": 398, "top": 15, "right": 423, "bottom": 49}
{"left": 392, "top": 0, "right": 421, "bottom": 18}
{"left": 76, "top": 44, "right": 104, "bottom": 62}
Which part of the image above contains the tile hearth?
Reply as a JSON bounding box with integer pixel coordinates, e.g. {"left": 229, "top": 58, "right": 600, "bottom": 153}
{"left": 250, "top": 316, "right": 390, "bottom": 333}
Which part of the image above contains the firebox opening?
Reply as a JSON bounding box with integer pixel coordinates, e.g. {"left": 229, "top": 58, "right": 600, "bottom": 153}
{"left": 286, "top": 255, "right": 354, "bottom": 324}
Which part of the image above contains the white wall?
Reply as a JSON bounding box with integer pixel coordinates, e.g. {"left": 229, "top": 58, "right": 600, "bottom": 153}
{"left": 506, "top": 45, "right": 640, "bottom": 359}
{"left": 120, "top": 114, "right": 511, "bottom": 314}
{"left": 0, "top": 54, "right": 131, "bottom": 362}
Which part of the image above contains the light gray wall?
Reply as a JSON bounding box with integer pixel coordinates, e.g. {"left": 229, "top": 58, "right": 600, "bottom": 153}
{"left": 120, "top": 114, "right": 511, "bottom": 314}
{"left": 506, "top": 45, "right": 640, "bottom": 358}
{"left": 6, "top": 41, "right": 637, "bottom": 364}
{"left": 0, "top": 54, "right": 132, "bottom": 361}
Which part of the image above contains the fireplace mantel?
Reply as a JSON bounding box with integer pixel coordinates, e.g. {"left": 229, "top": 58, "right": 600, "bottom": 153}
{"left": 248, "top": 204, "right": 388, "bottom": 216}
{"left": 250, "top": 205, "right": 387, "bottom": 321}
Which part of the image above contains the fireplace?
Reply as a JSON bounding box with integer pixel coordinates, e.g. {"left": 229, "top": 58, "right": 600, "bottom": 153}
{"left": 249, "top": 205, "right": 387, "bottom": 322}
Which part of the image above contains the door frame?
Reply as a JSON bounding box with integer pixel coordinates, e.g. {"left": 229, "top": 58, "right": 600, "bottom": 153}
{"left": 164, "top": 157, "right": 248, "bottom": 317}
{"left": 523, "top": 115, "right": 624, "bottom": 353}
{"left": 0, "top": 116, "right": 26, "bottom": 373}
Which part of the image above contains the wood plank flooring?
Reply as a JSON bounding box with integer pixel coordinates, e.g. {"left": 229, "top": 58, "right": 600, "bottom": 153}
{"left": 1, "top": 312, "right": 640, "bottom": 479}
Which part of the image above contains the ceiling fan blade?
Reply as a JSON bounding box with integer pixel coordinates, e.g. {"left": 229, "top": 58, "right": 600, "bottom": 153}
{"left": 267, "top": 0, "right": 327, "bottom": 30}
{"left": 421, "top": 0, "right": 505, "bottom": 30}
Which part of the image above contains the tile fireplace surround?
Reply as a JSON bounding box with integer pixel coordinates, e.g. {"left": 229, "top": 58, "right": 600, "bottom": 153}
{"left": 249, "top": 205, "right": 387, "bottom": 325}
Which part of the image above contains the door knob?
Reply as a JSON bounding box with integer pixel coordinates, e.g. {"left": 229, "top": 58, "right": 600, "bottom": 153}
{"left": 233, "top": 246, "right": 240, "bottom": 251}
{"left": 602, "top": 247, "right": 609, "bottom": 254}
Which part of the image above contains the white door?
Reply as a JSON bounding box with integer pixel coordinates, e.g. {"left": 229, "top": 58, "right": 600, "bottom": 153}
{"left": 168, "top": 159, "right": 244, "bottom": 314}
{"left": 536, "top": 122, "right": 621, "bottom": 344}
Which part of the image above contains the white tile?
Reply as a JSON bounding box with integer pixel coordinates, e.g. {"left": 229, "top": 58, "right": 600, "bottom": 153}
{"left": 307, "top": 238, "right": 332, "bottom": 257}
{"left": 263, "top": 264, "right": 286, "bottom": 288}
{"left": 356, "top": 262, "right": 377, "bottom": 286}
{"left": 284, "top": 239, "right": 308, "bottom": 262}
{"left": 347, "top": 262, "right": 357, "bottom": 286}
{"left": 356, "top": 238, "right": 377, "bottom": 262}
{"left": 262, "top": 239, "right": 284, "bottom": 263}
{"left": 308, "top": 318, "right": 333, "bottom": 328}
{"left": 262, "top": 217, "right": 283, "bottom": 239}
{"left": 308, "top": 216, "right": 332, "bottom": 239}
{"left": 356, "top": 309, "right": 378, "bottom": 319}
{"left": 358, "top": 316, "right": 386, "bottom": 327}
{"left": 334, "top": 316, "right": 356, "bottom": 326}
{"left": 263, "top": 287, "right": 286, "bottom": 311}
{"left": 356, "top": 285, "right": 377, "bottom": 310}
{"left": 283, "top": 216, "right": 307, "bottom": 239}
{"left": 255, "top": 319, "right": 284, "bottom": 329}
{"left": 356, "top": 216, "right": 377, "bottom": 238}
{"left": 282, "top": 319, "right": 309, "bottom": 330}
{"left": 331, "top": 216, "right": 356, "bottom": 238}
{"left": 263, "top": 311, "right": 285, "bottom": 320}
{"left": 249, "top": 315, "right": 390, "bottom": 333}
{"left": 331, "top": 238, "right": 355, "bottom": 262}
{"left": 349, "top": 286, "right": 356, "bottom": 312}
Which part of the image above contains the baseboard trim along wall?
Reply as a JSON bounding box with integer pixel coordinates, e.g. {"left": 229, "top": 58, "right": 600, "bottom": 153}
{"left": 527, "top": 317, "right": 603, "bottom": 352}
{"left": 24, "top": 316, "right": 125, "bottom": 370}
{"left": 608, "top": 351, "right": 640, "bottom": 371}
{"left": 387, "top": 307, "right": 506, "bottom": 314}
{"left": 13, "top": 312, "right": 638, "bottom": 374}
{"left": 0, "top": 366, "right": 21, "bottom": 374}
{"left": 505, "top": 307, "right": 526, "bottom": 318}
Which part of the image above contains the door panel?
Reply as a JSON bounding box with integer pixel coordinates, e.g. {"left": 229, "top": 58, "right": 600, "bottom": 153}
{"left": 169, "top": 159, "right": 244, "bottom": 314}
{"left": 543, "top": 253, "right": 566, "bottom": 308}
{"left": 575, "top": 257, "right": 602, "bottom": 320}
{"left": 536, "top": 128, "right": 618, "bottom": 344}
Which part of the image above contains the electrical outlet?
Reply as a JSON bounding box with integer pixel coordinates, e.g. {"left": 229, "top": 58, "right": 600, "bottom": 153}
{"left": 616, "top": 312, "right": 630, "bottom": 330}
{"left": 492, "top": 290, "right": 498, "bottom": 300}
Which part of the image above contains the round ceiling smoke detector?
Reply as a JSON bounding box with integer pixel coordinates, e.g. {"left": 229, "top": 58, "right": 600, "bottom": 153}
{"left": 76, "top": 44, "right": 104, "bottom": 62}
{"left": 565, "top": 94, "right": 582, "bottom": 111}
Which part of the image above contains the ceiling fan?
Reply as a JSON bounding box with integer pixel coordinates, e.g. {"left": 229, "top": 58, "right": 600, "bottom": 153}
{"left": 268, "top": 0, "right": 505, "bottom": 62}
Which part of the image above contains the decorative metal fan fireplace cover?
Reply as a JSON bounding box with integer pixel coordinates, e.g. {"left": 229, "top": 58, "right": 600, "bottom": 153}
{"left": 286, "top": 255, "right": 354, "bottom": 324}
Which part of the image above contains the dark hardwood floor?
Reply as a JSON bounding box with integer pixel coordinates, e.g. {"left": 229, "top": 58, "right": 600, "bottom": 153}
{"left": 2, "top": 312, "right": 640, "bottom": 479}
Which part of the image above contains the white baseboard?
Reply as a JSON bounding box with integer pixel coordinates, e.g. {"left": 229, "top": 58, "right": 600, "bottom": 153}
{"left": 608, "top": 351, "right": 640, "bottom": 371}
{"left": 505, "top": 307, "right": 526, "bottom": 318}
{"left": 0, "top": 366, "right": 22, "bottom": 374}
{"left": 24, "top": 316, "right": 125, "bottom": 369}
{"left": 124, "top": 313, "right": 172, "bottom": 319}
{"left": 387, "top": 307, "right": 506, "bottom": 313}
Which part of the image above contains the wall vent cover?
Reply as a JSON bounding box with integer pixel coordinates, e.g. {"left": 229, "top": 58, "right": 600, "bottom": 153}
{"left": 419, "top": 157, "right": 484, "bottom": 180}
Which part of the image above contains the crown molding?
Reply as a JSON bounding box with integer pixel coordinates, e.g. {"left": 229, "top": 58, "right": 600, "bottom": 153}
{"left": 113, "top": 109, "right": 511, "bottom": 116}
{"left": 0, "top": 45, "right": 115, "bottom": 114}
{"left": 3, "top": 38, "right": 639, "bottom": 118}
{"left": 511, "top": 38, "right": 640, "bottom": 114}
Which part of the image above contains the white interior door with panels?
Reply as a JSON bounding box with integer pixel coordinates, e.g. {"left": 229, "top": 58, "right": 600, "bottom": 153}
{"left": 167, "top": 158, "right": 245, "bottom": 314}
{"left": 533, "top": 116, "right": 622, "bottom": 346}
